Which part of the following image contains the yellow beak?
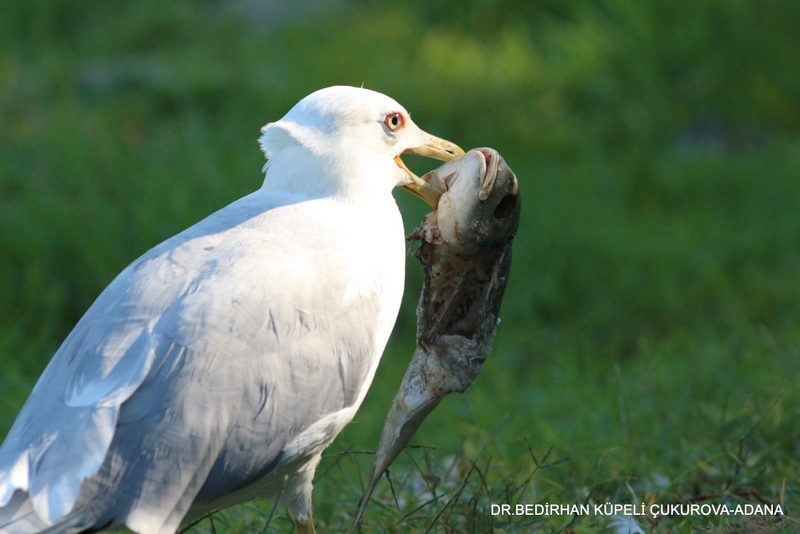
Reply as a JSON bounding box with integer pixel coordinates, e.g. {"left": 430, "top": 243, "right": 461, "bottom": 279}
{"left": 398, "top": 133, "right": 464, "bottom": 208}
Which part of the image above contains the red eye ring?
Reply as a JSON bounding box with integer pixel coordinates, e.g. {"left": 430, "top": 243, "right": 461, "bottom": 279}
{"left": 384, "top": 112, "right": 405, "bottom": 132}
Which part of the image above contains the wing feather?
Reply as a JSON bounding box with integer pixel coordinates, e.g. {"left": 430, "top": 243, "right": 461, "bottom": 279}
{"left": 0, "top": 191, "right": 400, "bottom": 531}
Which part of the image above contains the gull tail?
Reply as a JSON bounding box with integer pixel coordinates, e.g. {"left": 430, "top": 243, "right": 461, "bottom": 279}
{"left": 0, "top": 491, "right": 89, "bottom": 534}
{"left": 0, "top": 490, "right": 49, "bottom": 534}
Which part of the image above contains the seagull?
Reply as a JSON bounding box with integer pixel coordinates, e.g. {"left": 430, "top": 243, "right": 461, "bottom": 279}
{"left": 0, "top": 86, "right": 463, "bottom": 534}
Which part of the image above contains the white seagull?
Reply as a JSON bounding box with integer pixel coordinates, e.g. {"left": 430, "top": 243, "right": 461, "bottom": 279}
{"left": 0, "top": 86, "right": 463, "bottom": 534}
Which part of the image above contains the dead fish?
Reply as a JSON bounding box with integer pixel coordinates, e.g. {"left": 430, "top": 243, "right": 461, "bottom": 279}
{"left": 352, "top": 148, "right": 520, "bottom": 530}
{"left": 428, "top": 147, "right": 520, "bottom": 259}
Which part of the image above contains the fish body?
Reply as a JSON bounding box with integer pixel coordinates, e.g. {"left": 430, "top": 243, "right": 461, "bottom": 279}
{"left": 353, "top": 148, "right": 521, "bottom": 528}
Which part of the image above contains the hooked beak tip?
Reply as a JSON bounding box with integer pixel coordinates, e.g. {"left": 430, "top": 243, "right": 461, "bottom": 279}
{"left": 397, "top": 133, "right": 463, "bottom": 208}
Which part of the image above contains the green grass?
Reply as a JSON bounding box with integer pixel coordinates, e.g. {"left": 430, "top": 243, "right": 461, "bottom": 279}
{"left": 1, "top": 0, "right": 799, "bottom": 532}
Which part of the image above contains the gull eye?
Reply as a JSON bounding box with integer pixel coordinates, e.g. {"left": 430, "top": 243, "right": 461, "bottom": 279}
{"left": 384, "top": 112, "right": 405, "bottom": 132}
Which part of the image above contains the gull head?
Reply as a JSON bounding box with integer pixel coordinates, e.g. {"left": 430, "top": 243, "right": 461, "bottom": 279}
{"left": 259, "top": 86, "right": 463, "bottom": 206}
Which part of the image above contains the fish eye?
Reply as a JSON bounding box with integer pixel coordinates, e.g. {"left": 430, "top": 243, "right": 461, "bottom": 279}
{"left": 384, "top": 112, "right": 405, "bottom": 132}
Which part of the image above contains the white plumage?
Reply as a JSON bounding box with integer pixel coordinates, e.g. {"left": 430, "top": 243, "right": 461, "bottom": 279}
{"left": 0, "top": 86, "right": 461, "bottom": 534}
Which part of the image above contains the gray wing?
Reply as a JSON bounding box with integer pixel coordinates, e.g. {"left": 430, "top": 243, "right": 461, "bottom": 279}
{"left": 0, "top": 193, "right": 382, "bottom": 529}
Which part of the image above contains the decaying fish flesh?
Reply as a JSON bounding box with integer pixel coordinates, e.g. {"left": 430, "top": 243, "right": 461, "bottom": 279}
{"left": 352, "top": 148, "right": 521, "bottom": 528}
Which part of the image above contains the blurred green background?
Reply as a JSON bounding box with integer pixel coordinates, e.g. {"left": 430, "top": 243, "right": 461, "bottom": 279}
{"left": 1, "top": 0, "right": 799, "bottom": 532}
